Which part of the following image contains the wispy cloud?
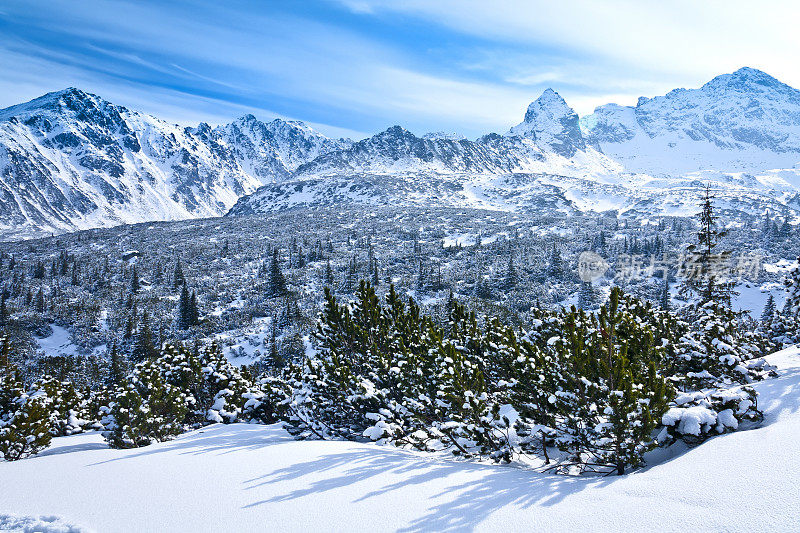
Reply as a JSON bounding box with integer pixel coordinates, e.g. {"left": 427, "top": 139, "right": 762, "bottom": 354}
{"left": 1, "top": 0, "right": 797, "bottom": 139}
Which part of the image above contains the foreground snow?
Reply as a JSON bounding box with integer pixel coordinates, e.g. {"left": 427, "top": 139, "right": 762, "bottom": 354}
{"left": 2, "top": 347, "right": 799, "bottom": 533}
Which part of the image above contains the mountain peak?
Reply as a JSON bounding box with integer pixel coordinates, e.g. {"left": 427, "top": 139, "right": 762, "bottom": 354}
{"left": 522, "top": 88, "right": 569, "bottom": 123}
{"left": 377, "top": 125, "right": 414, "bottom": 138}
{"left": 1, "top": 87, "right": 99, "bottom": 120}
{"left": 702, "top": 67, "right": 792, "bottom": 94}
{"left": 507, "top": 89, "right": 585, "bottom": 156}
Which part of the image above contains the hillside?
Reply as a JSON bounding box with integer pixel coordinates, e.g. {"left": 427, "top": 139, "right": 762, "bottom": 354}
{"left": 0, "top": 89, "right": 345, "bottom": 240}
{"left": 2, "top": 346, "right": 798, "bottom": 533}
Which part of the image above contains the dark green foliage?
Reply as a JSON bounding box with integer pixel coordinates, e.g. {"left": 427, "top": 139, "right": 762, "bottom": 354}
{"left": 553, "top": 288, "right": 674, "bottom": 474}
{"left": 131, "top": 311, "right": 158, "bottom": 362}
{"left": 0, "top": 337, "right": 53, "bottom": 460}
{"left": 266, "top": 249, "right": 288, "bottom": 298}
{"left": 176, "top": 283, "right": 200, "bottom": 330}
{"left": 102, "top": 343, "right": 255, "bottom": 449}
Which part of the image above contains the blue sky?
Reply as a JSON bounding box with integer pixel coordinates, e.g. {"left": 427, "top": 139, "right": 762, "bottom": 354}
{"left": 1, "top": 0, "right": 797, "bottom": 139}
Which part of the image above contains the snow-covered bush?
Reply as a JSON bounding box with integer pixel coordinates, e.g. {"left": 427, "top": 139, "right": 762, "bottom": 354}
{"left": 242, "top": 376, "right": 291, "bottom": 425}
{"left": 29, "top": 376, "right": 90, "bottom": 436}
{"left": 659, "top": 386, "right": 761, "bottom": 445}
{"left": 0, "top": 337, "right": 53, "bottom": 461}
{"left": 102, "top": 343, "right": 256, "bottom": 448}
{"left": 0, "top": 389, "right": 52, "bottom": 461}
{"left": 673, "top": 301, "right": 776, "bottom": 390}
{"left": 282, "top": 280, "right": 780, "bottom": 475}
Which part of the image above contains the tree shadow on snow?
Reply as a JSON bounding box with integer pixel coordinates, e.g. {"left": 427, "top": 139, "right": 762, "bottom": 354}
{"left": 37, "top": 441, "right": 109, "bottom": 457}
{"left": 241, "top": 447, "right": 614, "bottom": 531}
{"left": 755, "top": 364, "right": 800, "bottom": 420}
{"left": 87, "top": 424, "right": 290, "bottom": 466}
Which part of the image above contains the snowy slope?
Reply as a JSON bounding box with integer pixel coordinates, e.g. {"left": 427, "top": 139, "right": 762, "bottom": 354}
{"left": 2, "top": 347, "right": 799, "bottom": 532}
{"left": 214, "top": 115, "right": 351, "bottom": 182}
{"left": 0, "top": 89, "right": 345, "bottom": 240}
{"left": 582, "top": 67, "right": 800, "bottom": 176}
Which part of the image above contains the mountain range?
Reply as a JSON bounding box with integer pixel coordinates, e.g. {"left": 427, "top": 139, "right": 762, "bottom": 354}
{"left": 2, "top": 67, "right": 799, "bottom": 240}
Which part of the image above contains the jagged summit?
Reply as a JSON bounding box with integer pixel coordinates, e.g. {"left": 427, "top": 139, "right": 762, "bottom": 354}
{"left": 0, "top": 87, "right": 111, "bottom": 121}
{"left": 507, "top": 88, "right": 586, "bottom": 157}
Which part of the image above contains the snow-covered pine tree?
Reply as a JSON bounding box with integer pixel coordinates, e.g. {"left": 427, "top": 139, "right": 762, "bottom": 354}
{"left": 659, "top": 273, "right": 670, "bottom": 311}
{"left": 102, "top": 357, "right": 188, "bottom": 449}
{"left": 129, "top": 265, "right": 140, "bottom": 295}
{"left": 0, "top": 337, "right": 53, "bottom": 460}
{"left": 173, "top": 258, "right": 185, "bottom": 289}
{"left": 176, "top": 283, "right": 199, "bottom": 330}
{"left": 547, "top": 243, "right": 563, "bottom": 278}
{"left": 577, "top": 281, "right": 595, "bottom": 310}
{"left": 266, "top": 249, "right": 288, "bottom": 298}
{"left": 554, "top": 289, "right": 674, "bottom": 475}
{"left": 784, "top": 256, "right": 800, "bottom": 319}
{"left": 760, "top": 294, "right": 776, "bottom": 327}
{"left": 680, "top": 186, "right": 733, "bottom": 307}
{"left": 131, "top": 310, "right": 158, "bottom": 362}
{"left": 107, "top": 341, "right": 126, "bottom": 387}
{"left": 0, "top": 293, "right": 8, "bottom": 325}
{"left": 673, "top": 187, "right": 774, "bottom": 387}
{"left": 30, "top": 376, "right": 87, "bottom": 436}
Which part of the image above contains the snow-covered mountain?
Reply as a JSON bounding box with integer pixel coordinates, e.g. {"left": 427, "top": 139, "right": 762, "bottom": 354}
{"left": 507, "top": 87, "right": 586, "bottom": 157}
{"left": 232, "top": 68, "right": 800, "bottom": 221}
{"left": 0, "top": 89, "right": 345, "bottom": 239}
{"left": 214, "top": 114, "right": 351, "bottom": 182}
{"left": 581, "top": 67, "right": 800, "bottom": 175}
{"left": 4, "top": 68, "right": 800, "bottom": 240}
{"left": 293, "top": 88, "right": 616, "bottom": 178}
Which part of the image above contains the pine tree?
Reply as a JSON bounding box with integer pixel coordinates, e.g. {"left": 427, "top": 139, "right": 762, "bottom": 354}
{"left": 30, "top": 376, "right": 86, "bottom": 436}
{"left": 0, "top": 293, "right": 8, "bottom": 325}
{"left": 176, "top": 283, "right": 199, "bottom": 330}
{"left": 659, "top": 274, "right": 670, "bottom": 311}
{"left": 173, "top": 259, "right": 185, "bottom": 290}
{"left": 131, "top": 311, "right": 157, "bottom": 362}
{"left": 760, "top": 294, "right": 776, "bottom": 326}
{"left": 268, "top": 327, "right": 281, "bottom": 367}
{"left": 267, "top": 249, "right": 288, "bottom": 298}
{"left": 190, "top": 290, "right": 199, "bottom": 324}
{"left": 785, "top": 256, "right": 800, "bottom": 318}
{"left": 35, "top": 288, "right": 45, "bottom": 314}
{"left": 556, "top": 288, "right": 674, "bottom": 474}
{"left": 129, "top": 265, "right": 140, "bottom": 294}
{"left": 324, "top": 259, "right": 334, "bottom": 286}
{"left": 682, "top": 186, "right": 732, "bottom": 307}
{"left": 577, "top": 281, "right": 595, "bottom": 310}
{"left": 0, "top": 337, "right": 53, "bottom": 460}
{"left": 107, "top": 341, "right": 126, "bottom": 387}
{"left": 504, "top": 253, "right": 517, "bottom": 289}
{"left": 547, "top": 243, "right": 563, "bottom": 278}
{"left": 70, "top": 263, "right": 80, "bottom": 286}
{"left": 342, "top": 256, "right": 358, "bottom": 293}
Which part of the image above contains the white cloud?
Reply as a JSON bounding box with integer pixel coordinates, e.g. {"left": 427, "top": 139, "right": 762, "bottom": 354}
{"left": 3, "top": 0, "right": 798, "bottom": 139}
{"left": 334, "top": 0, "right": 800, "bottom": 90}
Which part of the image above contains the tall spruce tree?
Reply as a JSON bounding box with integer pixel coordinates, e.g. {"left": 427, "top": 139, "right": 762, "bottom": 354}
{"left": 176, "top": 283, "right": 199, "bottom": 330}
{"left": 760, "top": 294, "right": 776, "bottom": 326}
{"left": 0, "top": 293, "right": 8, "bottom": 325}
{"left": 682, "top": 186, "right": 732, "bottom": 307}
{"left": 267, "top": 249, "right": 288, "bottom": 298}
{"left": 173, "top": 258, "right": 185, "bottom": 290}
{"left": 131, "top": 311, "right": 158, "bottom": 362}
{"left": 129, "top": 265, "right": 140, "bottom": 295}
